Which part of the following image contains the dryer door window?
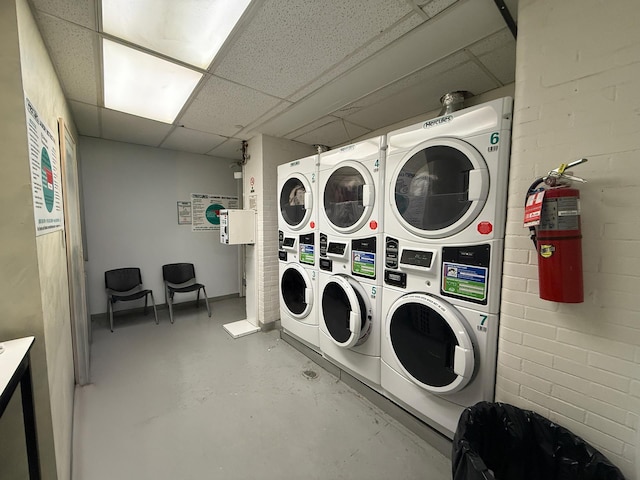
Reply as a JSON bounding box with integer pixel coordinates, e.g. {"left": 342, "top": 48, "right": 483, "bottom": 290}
{"left": 393, "top": 138, "right": 488, "bottom": 239}
{"left": 321, "top": 277, "right": 368, "bottom": 348}
{"left": 387, "top": 294, "right": 474, "bottom": 394}
{"left": 281, "top": 266, "right": 312, "bottom": 318}
{"left": 280, "top": 175, "right": 311, "bottom": 230}
{"left": 323, "top": 163, "right": 374, "bottom": 233}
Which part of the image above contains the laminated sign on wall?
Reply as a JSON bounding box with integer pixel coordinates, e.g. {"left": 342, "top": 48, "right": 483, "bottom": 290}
{"left": 24, "top": 95, "right": 64, "bottom": 236}
{"left": 191, "top": 193, "right": 238, "bottom": 231}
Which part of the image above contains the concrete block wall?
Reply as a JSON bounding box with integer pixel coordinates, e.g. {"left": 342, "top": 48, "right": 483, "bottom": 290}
{"left": 498, "top": 1, "right": 640, "bottom": 478}
{"left": 245, "top": 135, "right": 314, "bottom": 327}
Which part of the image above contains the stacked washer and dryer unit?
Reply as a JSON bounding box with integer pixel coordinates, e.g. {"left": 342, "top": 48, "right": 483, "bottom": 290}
{"left": 277, "top": 154, "right": 321, "bottom": 352}
{"left": 277, "top": 97, "right": 513, "bottom": 439}
{"left": 317, "top": 137, "right": 386, "bottom": 392}
{"left": 380, "top": 97, "right": 513, "bottom": 438}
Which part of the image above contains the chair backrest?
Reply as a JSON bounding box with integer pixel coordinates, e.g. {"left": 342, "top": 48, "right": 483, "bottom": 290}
{"left": 162, "top": 263, "right": 196, "bottom": 284}
{"left": 105, "top": 267, "right": 143, "bottom": 292}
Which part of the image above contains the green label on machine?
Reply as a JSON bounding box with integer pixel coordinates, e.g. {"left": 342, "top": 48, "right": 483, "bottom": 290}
{"left": 442, "top": 262, "right": 487, "bottom": 301}
{"left": 352, "top": 251, "right": 375, "bottom": 278}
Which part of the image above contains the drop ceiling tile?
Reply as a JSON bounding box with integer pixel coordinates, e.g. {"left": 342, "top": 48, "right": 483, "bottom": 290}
{"left": 259, "top": 0, "right": 505, "bottom": 137}
{"left": 332, "top": 52, "right": 468, "bottom": 118}
{"left": 283, "top": 117, "right": 337, "bottom": 141}
{"left": 422, "top": 0, "right": 459, "bottom": 18}
{"left": 292, "top": 119, "right": 370, "bottom": 148}
{"left": 289, "top": 13, "right": 424, "bottom": 102}
{"left": 35, "top": 12, "right": 98, "bottom": 104}
{"left": 31, "top": 0, "right": 96, "bottom": 29}
{"left": 213, "top": 0, "right": 414, "bottom": 99}
{"left": 236, "top": 100, "right": 293, "bottom": 139}
{"left": 161, "top": 128, "right": 227, "bottom": 155}
{"left": 343, "top": 61, "right": 498, "bottom": 130}
{"left": 475, "top": 42, "right": 517, "bottom": 86}
{"left": 179, "top": 76, "right": 282, "bottom": 138}
{"left": 207, "top": 139, "right": 244, "bottom": 161}
{"left": 69, "top": 100, "right": 100, "bottom": 137}
{"left": 101, "top": 108, "right": 172, "bottom": 147}
{"left": 468, "top": 28, "right": 514, "bottom": 56}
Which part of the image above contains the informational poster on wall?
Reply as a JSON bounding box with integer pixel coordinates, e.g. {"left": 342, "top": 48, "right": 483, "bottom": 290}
{"left": 177, "top": 201, "right": 192, "bottom": 225}
{"left": 191, "top": 193, "right": 238, "bottom": 231}
{"left": 24, "top": 95, "right": 64, "bottom": 236}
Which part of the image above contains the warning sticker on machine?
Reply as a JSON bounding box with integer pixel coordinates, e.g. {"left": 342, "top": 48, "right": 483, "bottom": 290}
{"left": 442, "top": 262, "right": 487, "bottom": 301}
{"left": 300, "top": 244, "right": 315, "bottom": 265}
{"left": 352, "top": 250, "right": 376, "bottom": 278}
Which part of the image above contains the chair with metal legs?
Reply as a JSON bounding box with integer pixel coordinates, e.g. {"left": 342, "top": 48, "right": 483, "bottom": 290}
{"left": 162, "top": 263, "right": 211, "bottom": 323}
{"left": 105, "top": 267, "right": 158, "bottom": 331}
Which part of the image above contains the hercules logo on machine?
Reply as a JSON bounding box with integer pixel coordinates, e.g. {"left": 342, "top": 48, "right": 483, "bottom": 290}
{"left": 423, "top": 115, "right": 452, "bottom": 129}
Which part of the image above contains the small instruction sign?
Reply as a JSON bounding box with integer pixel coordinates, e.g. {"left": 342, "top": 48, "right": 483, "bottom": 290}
{"left": 442, "top": 262, "right": 487, "bottom": 301}
{"left": 352, "top": 251, "right": 376, "bottom": 278}
{"left": 299, "top": 243, "right": 315, "bottom": 265}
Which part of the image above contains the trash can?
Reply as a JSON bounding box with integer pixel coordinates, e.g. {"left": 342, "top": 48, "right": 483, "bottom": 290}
{"left": 452, "top": 401, "right": 625, "bottom": 480}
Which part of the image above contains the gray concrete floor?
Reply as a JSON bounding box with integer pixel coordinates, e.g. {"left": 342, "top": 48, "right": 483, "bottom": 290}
{"left": 72, "top": 297, "right": 451, "bottom": 480}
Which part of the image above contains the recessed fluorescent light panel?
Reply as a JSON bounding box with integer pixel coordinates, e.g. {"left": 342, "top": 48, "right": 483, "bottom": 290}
{"left": 103, "top": 39, "right": 203, "bottom": 123}
{"left": 102, "top": 0, "right": 253, "bottom": 68}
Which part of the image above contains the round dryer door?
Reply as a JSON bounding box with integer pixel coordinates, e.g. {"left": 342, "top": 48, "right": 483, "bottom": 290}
{"left": 280, "top": 264, "right": 314, "bottom": 320}
{"left": 321, "top": 275, "right": 371, "bottom": 348}
{"left": 386, "top": 293, "right": 474, "bottom": 394}
{"left": 280, "top": 173, "right": 313, "bottom": 230}
{"left": 323, "top": 161, "right": 375, "bottom": 234}
{"left": 391, "top": 138, "right": 489, "bottom": 239}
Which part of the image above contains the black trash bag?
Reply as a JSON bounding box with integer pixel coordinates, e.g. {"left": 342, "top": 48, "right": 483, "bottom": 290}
{"left": 452, "top": 401, "right": 625, "bottom": 480}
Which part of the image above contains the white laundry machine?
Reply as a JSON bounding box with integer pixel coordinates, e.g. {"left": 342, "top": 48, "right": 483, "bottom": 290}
{"left": 384, "top": 97, "right": 513, "bottom": 244}
{"left": 318, "top": 136, "right": 386, "bottom": 237}
{"left": 318, "top": 235, "right": 383, "bottom": 391}
{"left": 380, "top": 98, "right": 512, "bottom": 438}
{"left": 380, "top": 241, "right": 501, "bottom": 439}
{"left": 278, "top": 154, "right": 320, "bottom": 350}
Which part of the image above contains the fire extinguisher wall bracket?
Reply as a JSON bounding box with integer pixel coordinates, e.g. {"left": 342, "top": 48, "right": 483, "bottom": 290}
{"left": 536, "top": 186, "right": 584, "bottom": 303}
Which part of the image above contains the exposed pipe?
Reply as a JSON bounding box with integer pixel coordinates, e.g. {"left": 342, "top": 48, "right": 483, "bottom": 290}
{"left": 493, "top": 0, "right": 517, "bottom": 39}
{"left": 313, "top": 144, "right": 330, "bottom": 154}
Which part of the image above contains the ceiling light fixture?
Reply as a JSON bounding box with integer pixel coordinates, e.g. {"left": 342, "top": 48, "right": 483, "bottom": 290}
{"left": 102, "top": 0, "right": 253, "bottom": 69}
{"left": 102, "top": 39, "right": 203, "bottom": 124}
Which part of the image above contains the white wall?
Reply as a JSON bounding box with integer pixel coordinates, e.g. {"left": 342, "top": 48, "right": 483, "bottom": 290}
{"left": 0, "top": 1, "right": 76, "bottom": 479}
{"left": 497, "top": 1, "right": 640, "bottom": 478}
{"left": 80, "top": 137, "right": 240, "bottom": 316}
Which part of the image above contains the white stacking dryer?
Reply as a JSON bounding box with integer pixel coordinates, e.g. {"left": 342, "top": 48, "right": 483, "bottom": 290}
{"left": 316, "top": 137, "right": 386, "bottom": 391}
{"left": 277, "top": 154, "right": 320, "bottom": 351}
{"left": 380, "top": 97, "right": 513, "bottom": 438}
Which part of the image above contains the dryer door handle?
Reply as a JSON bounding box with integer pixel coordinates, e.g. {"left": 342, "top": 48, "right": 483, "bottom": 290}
{"left": 304, "top": 192, "right": 313, "bottom": 210}
{"left": 349, "top": 311, "right": 359, "bottom": 334}
{"left": 362, "top": 184, "right": 374, "bottom": 207}
{"left": 304, "top": 287, "right": 312, "bottom": 304}
{"left": 467, "top": 170, "right": 484, "bottom": 201}
{"left": 453, "top": 345, "right": 474, "bottom": 378}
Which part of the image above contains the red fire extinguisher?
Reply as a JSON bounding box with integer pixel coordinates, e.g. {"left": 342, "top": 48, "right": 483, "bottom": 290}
{"left": 525, "top": 159, "right": 587, "bottom": 303}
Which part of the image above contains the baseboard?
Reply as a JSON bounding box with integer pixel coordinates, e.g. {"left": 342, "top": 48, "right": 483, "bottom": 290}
{"left": 280, "top": 329, "right": 452, "bottom": 459}
{"left": 91, "top": 293, "right": 240, "bottom": 324}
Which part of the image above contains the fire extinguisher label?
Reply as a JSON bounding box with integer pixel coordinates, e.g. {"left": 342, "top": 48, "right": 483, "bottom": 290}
{"left": 540, "top": 245, "right": 555, "bottom": 258}
{"left": 442, "top": 262, "right": 487, "bottom": 302}
{"left": 540, "top": 197, "right": 580, "bottom": 230}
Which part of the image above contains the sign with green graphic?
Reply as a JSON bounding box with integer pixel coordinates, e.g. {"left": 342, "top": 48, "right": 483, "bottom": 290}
{"left": 191, "top": 193, "right": 239, "bottom": 231}
{"left": 352, "top": 251, "right": 375, "bottom": 278}
{"left": 442, "top": 262, "right": 487, "bottom": 301}
{"left": 25, "top": 95, "right": 64, "bottom": 236}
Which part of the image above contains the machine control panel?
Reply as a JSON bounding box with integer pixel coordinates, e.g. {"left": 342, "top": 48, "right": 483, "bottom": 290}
{"left": 319, "top": 258, "right": 332, "bottom": 272}
{"left": 327, "top": 242, "right": 347, "bottom": 256}
{"left": 319, "top": 233, "right": 328, "bottom": 257}
{"left": 400, "top": 249, "right": 434, "bottom": 268}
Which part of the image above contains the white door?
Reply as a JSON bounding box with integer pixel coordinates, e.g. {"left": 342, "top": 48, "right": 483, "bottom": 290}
{"left": 386, "top": 293, "right": 475, "bottom": 394}
{"left": 390, "top": 138, "right": 489, "bottom": 239}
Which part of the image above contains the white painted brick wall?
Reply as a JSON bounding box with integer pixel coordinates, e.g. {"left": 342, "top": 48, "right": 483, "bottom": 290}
{"left": 497, "top": 1, "right": 640, "bottom": 478}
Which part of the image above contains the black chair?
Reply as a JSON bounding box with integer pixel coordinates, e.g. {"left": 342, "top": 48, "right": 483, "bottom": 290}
{"left": 105, "top": 267, "right": 158, "bottom": 332}
{"left": 162, "top": 263, "right": 211, "bottom": 323}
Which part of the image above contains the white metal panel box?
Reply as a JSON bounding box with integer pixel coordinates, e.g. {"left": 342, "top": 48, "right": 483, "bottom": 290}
{"left": 220, "top": 209, "right": 256, "bottom": 244}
